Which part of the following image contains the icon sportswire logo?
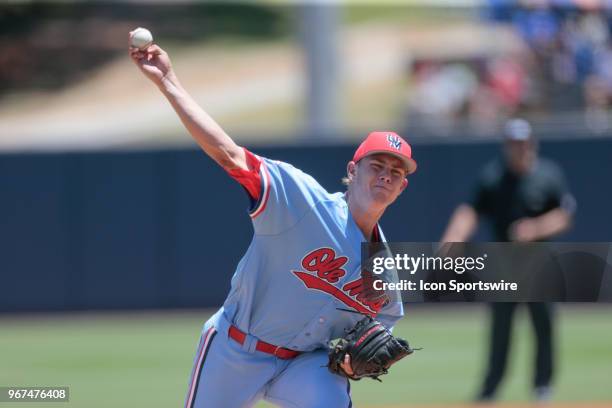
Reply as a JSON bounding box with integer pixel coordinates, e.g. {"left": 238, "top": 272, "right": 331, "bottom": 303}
{"left": 386, "top": 134, "right": 402, "bottom": 150}
{"left": 291, "top": 247, "right": 389, "bottom": 316}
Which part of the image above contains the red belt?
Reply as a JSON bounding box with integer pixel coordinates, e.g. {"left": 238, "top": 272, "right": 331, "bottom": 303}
{"left": 228, "top": 325, "right": 302, "bottom": 360}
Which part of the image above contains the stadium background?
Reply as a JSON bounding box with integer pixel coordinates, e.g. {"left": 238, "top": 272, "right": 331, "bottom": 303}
{"left": 1, "top": 1, "right": 611, "bottom": 407}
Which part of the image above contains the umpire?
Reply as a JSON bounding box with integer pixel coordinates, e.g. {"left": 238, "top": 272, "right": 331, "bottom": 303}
{"left": 441, "top": 118, "right": 576, "bottom": 401}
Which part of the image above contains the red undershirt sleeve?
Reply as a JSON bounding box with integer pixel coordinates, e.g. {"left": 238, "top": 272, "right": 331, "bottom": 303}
{"left": 225, "top": 148, "right": 262, "bottom": 202}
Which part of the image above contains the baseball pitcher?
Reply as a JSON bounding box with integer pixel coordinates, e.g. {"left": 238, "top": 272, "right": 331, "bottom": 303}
{"left": 130, "top": 35, "right": 417, "bottom": 408}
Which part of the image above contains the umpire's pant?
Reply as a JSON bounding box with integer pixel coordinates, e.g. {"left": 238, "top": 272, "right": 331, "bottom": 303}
{"left": 479, "top": 302, "right": 554, "bottom": 399}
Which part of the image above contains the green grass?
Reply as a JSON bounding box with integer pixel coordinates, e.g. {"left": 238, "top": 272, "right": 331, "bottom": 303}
{"left": 0, "top": 305, "right": 610, "bottom": 408}
{"left": 342, "top": 4, "right": 473, "bottom": 25}
{"left": 345, "top": 305, "right": 612, "bottom": 406}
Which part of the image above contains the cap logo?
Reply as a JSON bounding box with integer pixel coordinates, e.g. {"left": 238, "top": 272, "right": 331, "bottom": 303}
{"left": 387, "top": 134, "right": 402, "bottom": 150}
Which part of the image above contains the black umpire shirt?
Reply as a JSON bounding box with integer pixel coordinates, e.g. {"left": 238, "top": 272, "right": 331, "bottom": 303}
{"left": 471, "top": 157, "right": 575, "bottom": 241}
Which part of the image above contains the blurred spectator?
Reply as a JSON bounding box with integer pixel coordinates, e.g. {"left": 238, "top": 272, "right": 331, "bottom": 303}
{"left": 408, "top": 1, "right": 612, "bottom": 137}
{"left": 486, "top": 56, "right": 528, "bottom": 114}
{"left": 583, "top": 74, "right": 612, "bottom": 132}
{"left": 513, "top": 0, "right": 560, "bottom": 56}
{"left": 407, "top": 62, "right": 479, "bottom": 136}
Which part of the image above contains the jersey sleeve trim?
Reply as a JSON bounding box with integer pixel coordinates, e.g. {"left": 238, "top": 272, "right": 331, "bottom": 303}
{"left": 249, "top": 159, "right": 271, "bottom": 219}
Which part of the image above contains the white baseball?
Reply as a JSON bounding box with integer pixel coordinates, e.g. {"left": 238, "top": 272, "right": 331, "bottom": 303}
{"left": 130, "top": 27, "right": 153, "bottom": 50}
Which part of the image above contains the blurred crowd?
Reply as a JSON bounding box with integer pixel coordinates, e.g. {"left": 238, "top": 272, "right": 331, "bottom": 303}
{"left": 407, "top": 0, "right": 612, "bottom": 136}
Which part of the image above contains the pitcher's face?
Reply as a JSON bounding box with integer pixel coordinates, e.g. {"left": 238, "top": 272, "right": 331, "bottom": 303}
{"left": 348, "top": 154, "right": 409, "bottom": 209}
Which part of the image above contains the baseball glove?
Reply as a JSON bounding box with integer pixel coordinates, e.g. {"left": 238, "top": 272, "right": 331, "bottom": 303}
{"left": 328, "top": 316, "right": 416, "bottom": 381}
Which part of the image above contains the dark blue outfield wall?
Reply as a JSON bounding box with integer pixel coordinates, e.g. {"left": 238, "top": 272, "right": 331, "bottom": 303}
{"left": 1, "top": 138, "right": 611, "bottom": 312}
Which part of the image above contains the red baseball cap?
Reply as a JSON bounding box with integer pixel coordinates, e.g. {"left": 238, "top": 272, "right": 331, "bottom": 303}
{"left": 353, "top": 131, "right": 417, "bottom": 174}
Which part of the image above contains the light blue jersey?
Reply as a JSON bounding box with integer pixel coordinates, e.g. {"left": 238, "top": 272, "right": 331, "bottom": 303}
{"left": 212, "top": 156, "right": 403, "bottom": 348}
{"left": 185, "top": 153, "right": 404, "bottom": 408}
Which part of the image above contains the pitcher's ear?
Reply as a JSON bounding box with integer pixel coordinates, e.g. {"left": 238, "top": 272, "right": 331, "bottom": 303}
{"left": 347, "top": 161, "right": 357, "bottom": 179}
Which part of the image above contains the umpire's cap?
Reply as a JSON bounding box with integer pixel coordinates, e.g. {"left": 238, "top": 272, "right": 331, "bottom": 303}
{"left": 353, "top": 131, "right": 417, "bottom": 174}
{"left": 504, "top": 118, "right": 533, "bottom": 141}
